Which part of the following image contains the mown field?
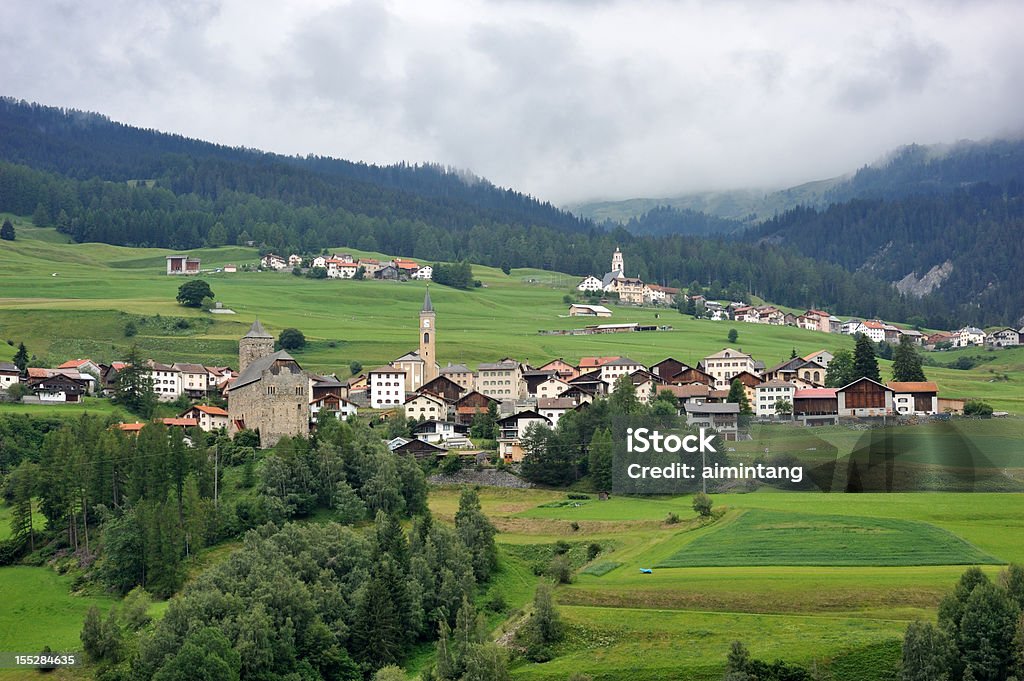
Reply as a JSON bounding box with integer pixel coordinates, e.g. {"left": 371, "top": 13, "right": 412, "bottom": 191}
{"left": 1, "top": 214, "right": 1022, "bottom": 412}
{"left": 426, "top": 486, "right": 1024, "bottom": 680}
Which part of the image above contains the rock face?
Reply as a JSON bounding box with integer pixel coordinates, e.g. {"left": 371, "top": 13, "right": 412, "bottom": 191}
{"left": 894, "top": 260, "right": 953, "bottom": 297}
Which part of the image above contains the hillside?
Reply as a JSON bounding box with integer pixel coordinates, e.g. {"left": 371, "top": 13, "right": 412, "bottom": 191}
{"left": 1, "top": 218, "right": 1021, "bottom": 413}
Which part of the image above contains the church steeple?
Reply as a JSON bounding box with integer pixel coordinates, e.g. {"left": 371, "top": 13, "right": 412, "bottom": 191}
{"left": 611, "top": 247, "right": 624, "bottom": 274}
{"left": 419, "top": 288, "right": 437, "bottom": 384}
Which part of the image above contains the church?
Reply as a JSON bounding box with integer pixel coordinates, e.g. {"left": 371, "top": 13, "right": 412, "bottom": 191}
{"left": 390, "top": 289, "right": 439, "bottom": 391}
{"left": 227, "top": 319, "right": 310, "bottom": 447}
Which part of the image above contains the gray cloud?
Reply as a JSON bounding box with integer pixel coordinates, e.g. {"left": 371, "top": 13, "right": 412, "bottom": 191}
{"left": 1, "top": 0, "right": 1022, "bottom": 204}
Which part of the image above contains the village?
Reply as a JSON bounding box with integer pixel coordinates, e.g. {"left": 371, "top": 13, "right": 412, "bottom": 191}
{"left": 0, "top": 260, "right": 1002, "bottom": 469}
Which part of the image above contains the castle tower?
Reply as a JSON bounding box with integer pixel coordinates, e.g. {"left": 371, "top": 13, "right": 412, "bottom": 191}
{"left": 611, "top": 247, "right": 624, "bottom": 274}
{"left": 419, "top": 288, "right": 437, "bottom": 384}
{"left": 239, "top": 319, "right": 274, "bottom": 373}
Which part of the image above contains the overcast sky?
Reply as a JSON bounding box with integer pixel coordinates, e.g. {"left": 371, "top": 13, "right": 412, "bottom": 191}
{"left": 3, "top": 0, "right": 1023, "bottom": 204}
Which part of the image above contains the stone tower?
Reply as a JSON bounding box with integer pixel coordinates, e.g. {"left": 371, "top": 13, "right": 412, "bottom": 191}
{"left": 419, "top": 288, "right": 437, "bottom": 384}
{"left": 611, "top": 247, "right": 624, "bottom": 274}
{"left": 239, "top": 319, "right": 274, "bottom": 373}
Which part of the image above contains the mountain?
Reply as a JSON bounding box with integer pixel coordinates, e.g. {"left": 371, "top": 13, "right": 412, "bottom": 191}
{"left": 571, "top": 138, "right": 1024, "bottom": 228}
{"left": 0, "top": 97, "right": 1019, "bottom": 329}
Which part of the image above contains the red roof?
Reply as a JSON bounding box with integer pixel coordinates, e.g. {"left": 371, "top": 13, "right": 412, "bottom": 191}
{"left": 794, "top": 388, "right": 837, "bottom": 399}
{"left": 27, "top": 367, "right": 52, "bottom": 378}
{"left": 58, "top": 359, "right": 92, "bottom": 369}
{"left": 190, "top": 404, "right": 228, "bottom": 416}
{"left": 160, "top": 417, "right": 198, "bottom": 427}
{"left": 886, "top": 381, "right": 938, "bottom": 393}
{"left": 117, "top": 422, "right": 146, "bottom": 432}
{"left": 578, "top": 356, "right": 619, "bottom": 368}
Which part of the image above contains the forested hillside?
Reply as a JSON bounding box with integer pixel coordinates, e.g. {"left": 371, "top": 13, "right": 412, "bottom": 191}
{"left": 0, "top": 97, "right": 1019, "bottom": 328}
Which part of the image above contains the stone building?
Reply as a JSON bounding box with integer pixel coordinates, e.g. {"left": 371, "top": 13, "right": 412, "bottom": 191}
{"left": 228, "top": 320, "right": 310, "bottom": 447}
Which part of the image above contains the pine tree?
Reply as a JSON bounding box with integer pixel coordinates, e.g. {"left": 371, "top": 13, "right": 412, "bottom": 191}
{"left": 12, "top": 342, "right": 29, "bottom": 372}
{"left": 727, "top": 379, "right": 753, "bottom": 415}
{"left": 114, "top": 345, "right": 156, "bottom": 417}
{"left": 0, "top": 218, "right": 14, "bottom": 241}
{"left": 853, "top": 334, "right": 882, "bottom": 383}
{"left": 454, "top": 488, "right": 497, "bottom": 582}
{"left": 588, "top": 428, "right": 613, "bottom": 492}
{"left": 892, "top": 335, "right": 926, "bottom": 382}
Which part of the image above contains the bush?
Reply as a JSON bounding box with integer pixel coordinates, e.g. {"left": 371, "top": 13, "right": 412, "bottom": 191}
{"left": 963, "top": 400, "right": 994, "bottom": 417}
{"left": 692, "top": 492, "right": 713, "bottom": 517}
{"left": 554, "top": 540, "right": 571, "bottom": 555}
{"left": 123, "top": 321, "right": 137, "bottom": 337}
{"left": 278, "top": 328, "right": 306, "bottom": 351}
{"left": 665, "top": 512, "right": 680, "bottom": 524}
{"left": 440, "top": 454, "right": 464, "bottom": 475}
{"left": 570, "top": 521, "right": 580, "bottom": 532}
{"left": 567, "top": 493, "right": 590, "bottom": 500}
{"left": 586, "top": 543, "right": 602, "bottom": 561}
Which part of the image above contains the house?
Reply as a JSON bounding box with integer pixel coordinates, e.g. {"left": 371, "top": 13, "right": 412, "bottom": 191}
{"left": 798, "top": 310, "right": 833, "bottom": 333}
{"left": 854, "top": 321, "right": 887, "bottom": 343}
{"left": 599, "top": 357, "right": 646, "bottom": 388}
{"left": 659, "top": 383, "right": 711, "bottom": 411}
{"left": 223, "top": 264, "right": 237, "bottom": 273}
{"left": 309, "top": 374, "right": 346, "bottom": 401}
{"left": 755, "top": 381, "right": 796, "bottom": 418}
{"left": 439, "top": 363, "right": 475, "bottom": 391}
{"left": 802, "top": 350, "right": 834, "bottom": 367}
{"left": 523, "top": 370, "right": 559, "bottom": 396}
{"left": 899, "top": 329, "right": 925, "bottom": 345}
{"left": 836, "top": 377, "right": 894, "bottom": 417}
{"left": 537, "top": 397, "right": 583, "bottom": 428}
{"left": 650, "top": 358, "right": 689, "bottom": 382}
{"left": 608, "top": 277, "right": 646, "bottom": 305}
{"left": 840, "top": 319, "right": 863, "bottom": 335}
{"left": 576, "top": 275, "right": 604, "bottom": 293}
{"left": 925, "top": 331, "right": 955, "bottom": 348}
{"left": 952, "top": 326, "right": 986, "bottom": 348}
{"left": 27, "top": 374, "right": 86, "bottom": 402}
{"left": 393, "top": 258, "right": 420, "bottom": 275}
{"left": 887, "top": 381, "right": 939, "bottom": 414}
{"left": 497, "top": 410, "right": 552, "bottom": 462}
{"left": 419, "top": 375, "right": 465, "bottom": 402}
{"left": 358, "top": 258, "right": 382, "bottom": 277}
{"left": 0, "top": 362, "right": 19, "bottom": 391}
{"left": 411, "top": 266, "right": 433, "bottom": 280}
{"left": 326, "top": 259, "right": 358, "bottom": 278}
{"left": 702, "top": 348, "right": 757, "bottom": 389}
{"left": 568, "top": 304, "right": 612, "bottom": 317}
{"left": 537, "top": 358, "right": 579, "bottom": 381}
{"left": 413, "top": 420, "right": 465, "bottom": 445}
{"left": 368, "top": 367, "right": 407, "bottom": 409}
{"left": 578, "top": 356, "right": 620, "bottom": 371}
{"left": 309, "top": 394, "right": 358, "bottom": 423}
{"left": 628, "top": 370, "right": 660, "bottom": 404}
{"left": 938, "top": 397, "right": 966, "bottom": 415}
{"left": 796, "top": 360, "right": 828, "bottom": 386}
{"left": 644, "top": 284, "right": 680, "bottom": 305}
{"left": 173, "top": 363, "right": 210, "bottom": 398}
{"left": 144, "top": 361, "right": 182, "bottom": 402}
{"left": 683, "top": 403, "right": 740, "bottom": 440}
{"left": 986, "top": 328, "right": 1020, "bottom": 347}
{"left": 374, "top": 264, "right": 403, "bottom": 280}
{"left": 181, "top": 404, "right": 230, "bottom": 432}
{"left": 260, "top": 253, "right": 288, "bottom": 270}
{"left": 536, "top": 376, "right": 572, "bottom": 399}
{"left": 476, "top": 360, "right": 524, "bottom": 399}
{"left": 159, "top": 417, "right": 199, "bottom": 430}
{"left": 667, "top": 366, "right": 716, "bottom": 387}
{"left": 166, "top": 254, "right": 201, "bottom": 275}
{"left": 882, "top": 323, "right": 903, "bottom": 344}
{"left": 392, "top": 351, "right": 429, "bottom": 391}
{"left": 311, "top": 255, "right": 328, "bottom": 268}
{"left": 793, "top": 388, "right": 839, "bottom": 425}
{"left": 288, "top": 254, "right": 303, "bottom": 267}
{"left": 454, "top": 390, "right": 498, "bottom": 426}
{"left": 333, "top": 253, "right": 355, "bottom": 264}
{"left": 730, "top": 370, "right": 763, "bottom": 404}
{"left": 58, "top": 358, "right": 103, "bottom": 377}
{"left": 392, "top": 438, "right": 448, "bottom": 461}
{"left": 404, "top": 392, "right": 449, "bottom": 421}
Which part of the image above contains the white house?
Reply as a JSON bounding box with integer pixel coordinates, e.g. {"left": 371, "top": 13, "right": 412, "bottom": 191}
{"left": 173, "top": 363, "right": 210, "bottom": 397}
{"left": 368, "top": 366, "right": 407, "bottom": 408}
{"left": 0, "top": 362, "right": 19, "bottom": 391}
{"left": 952, "top": 326, "right": 985, "bottom": 348}
{"left": 413, "top": 419, "right": 460, "bottom": 444}
{"left": 536, "top": 397, "right": 579, "bottom": 429}
{"left": 887, "top": 381, "right": 939, "bottom": 415}
{"left": 144, "top": 361, "right": 182, "bottom": 401}
{"left": 309, "top": 394, "right": 358, "bottom": 423}
{"left": 180, "top": 404, "right": 230, "bottom": 431}
{"left": 702, "top": 348, "right": 757, "bottom": 389}
{"left": 260, "top": 253, "right": 288, "bottom": 270}
{"left": 404, "top": 392, "right": 448, "bottom": 421}
{"left": 326, "top": 260, "right": 358, "bottom": 279}
{"left": 755, "top": 380, "right": 796, "bottom": 417}
{"left": 536, "top": 376, "right": 572, "bottom": 399}
{"left": 411, "top": 266, "right": 433, "bottom": 280}
{"left": 576, "top": 275, "right": 604, "bottom": 293}
{"left": 599, "top": 357, "right": 645, "bottom": 389}
{"left": 986, "top": 328, "right": 1020, "bottom": 348}
{"left": 311, "top": 255, "right": 328, "bottom": 269}
{"left": 288, "top": 254, "right": 303, "bottom": 267}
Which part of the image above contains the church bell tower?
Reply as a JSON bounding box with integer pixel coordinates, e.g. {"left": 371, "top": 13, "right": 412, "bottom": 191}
{"left": 611, "top": 247, "right": 624, "bottom": 274}
{"left": 419, "top": 288, "right": 437, "bottom": 383}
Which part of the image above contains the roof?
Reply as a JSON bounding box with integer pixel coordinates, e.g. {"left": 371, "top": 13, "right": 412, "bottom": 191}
{"left": 537, "top": 397, "right": 580, "bottom": 409}
{"left": 422, "top": 288, "right": 433, "bottom": 312}
{"left": 117, "top": 423, "right": 146, "bottom": 432}
{"left": 704, "top": 348, "right": 751, "bottom": 360}
{"left": 27, "top": 367, "right": 52, "bottom": 378}
{"left": 228, "top": 350, "right": 299, "bottom": 391}
{"left": 497, "top": 410, "right": 549, "bottom": 424}
{"left": 310, "top": 373, "right": 344, "bottom": 387}
{"left": 837, "top": 377, "right": 893, "bottom": 392}
{"left": 58, "top": 359, "right": 92, "bottom": 369}
{"left": 685, "top": 402, "right": 740, "bottom": 414}
{"left": 160, "top": 417, "right": 198, "bottom": 427}
{"left": 405, "top": 392, "right": 445, "bottom": 405}
{"left": 794, "top": 388, "right": 838, "bottom": 399}
{"left": 603, "top": 357, "right": 642, "bottom": 367}
{"left": 886, "top": 381, "right": 939, "bottom": 393}
{"left": 802, "top": 350, "right": 830, "bottom": 360}
{"left": 188, "top": 404, "right": 229, "bottom": 416}
{"left": 0, "top": 362, "right": 18, "bottom": 373}
{"left": 661, "top": 384, "right": 710, "bottom": 398}
{"left": 173, "top": 363, "right": 207, "bottom": 373}
{"left": 758, "top": 380, "right": 797, "bottom": 388}
{"left": 393, "top": 350, "right": 424, "bottom": 363}
{"left": 478, "top": 361, "right": 518, "bottom": 371}
{"left": 570, "top": 303, "right": 612, "bottom": 314}
{"left": 368, "top": 365, "right": 405, "bottom": 375}
{"left": 578, "top": 356, "right": 619, "bottom": 368}
{"left": 440, "top": 363, "right": 471, "bottom": 374}
{"left": 244, "top": 319, "right": 273, "bottom": 339}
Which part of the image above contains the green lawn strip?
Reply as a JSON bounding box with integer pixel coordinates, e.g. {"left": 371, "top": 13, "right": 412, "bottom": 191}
{"left": 657, "top": 508, "right": 1000, "bottom": 568}
{"left": 508, "top": 605, "right": 906, "bottom": 681}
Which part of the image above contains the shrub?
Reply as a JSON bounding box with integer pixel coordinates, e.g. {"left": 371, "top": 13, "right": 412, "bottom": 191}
{"left": 963, "top": 400, "right": 994, "bottom": 417}
{"left": 665, "top": 512, "right": 680, "bottom": 524}
{"left": 586, "top": 543, "right": 602, "bottom": 561}
{"left": 692, "top": 492, "right": 713, "bottom": 517}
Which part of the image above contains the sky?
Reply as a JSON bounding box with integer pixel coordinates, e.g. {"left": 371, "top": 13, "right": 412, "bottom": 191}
{"left": 3, "top": 0, "right": 1023, "bottom": 205}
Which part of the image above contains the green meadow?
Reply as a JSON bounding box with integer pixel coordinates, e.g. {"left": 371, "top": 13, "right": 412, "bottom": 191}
{"left": 426, "top": 487, "right": 1024, "bottom": 680}
{"left": 1, "top": 214, "right": 1022, "bottom": 412}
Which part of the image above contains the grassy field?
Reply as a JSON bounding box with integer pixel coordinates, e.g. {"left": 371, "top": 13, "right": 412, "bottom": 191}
{"left": 656, "top": 508, "right": 999, "bottom": 567}
{"left": 1, "top": 213, "right": 1021, "bottom": 412}
{"left": 424, "top": 486, "right": 1024, "bottom": 680}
